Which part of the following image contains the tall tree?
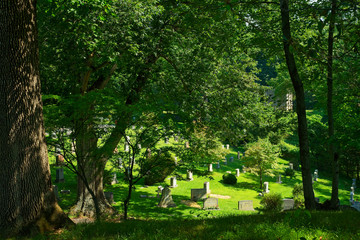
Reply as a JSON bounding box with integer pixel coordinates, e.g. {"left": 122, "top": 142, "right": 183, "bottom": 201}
{"left": 279, "top": 0, "right": 316, "bottom": 209}
{"left": 0, "top": 0, "right": 71, "bottom": 237}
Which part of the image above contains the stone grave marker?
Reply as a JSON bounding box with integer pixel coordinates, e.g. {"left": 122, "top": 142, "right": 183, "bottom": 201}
{"left": 216, "top": 162, "right": 220, "bottom": 169}
{"left": 235, "top": 169, "right": 240, "bottom": 177}
{"left": 314, "top": 169, "right": 318, "bottom": 181}
{"left": 263, "top": 182, "right": 269, "bottom": 193}
{"left": 289, "top": 163, "right": 293, "bottom": 170}
{"left": 276, "top": 175, "right": 282, "bottom": 184}
{"left": 203, "top": 198, "right": 219, "bottom": 210}
{"left": 137, "top": 143, "right": 142, "bottom": 149}
{"left": 230, "top": 156, "right": 234, "bottom": 162}
{"left": 222, "top": 145, "right": 225, "bottom": 149}
{"left": 226, "top": 144, "right": 229, "bottom": 150}
{"left": 238, "top": 200, "right": 254, "bottom": 211}
{"left": 111, "top": 172, "right": 118, "bottom": 185}
{"left": 158, "top": 187, "right": 176, "bottom": 208}
{"left": 105, "top": 192, "right": 114, "bottom": 204}
{"left": 170, "top": 177, "right": 178, "bottom": 188}
{"left": 55, "top": 168, "right": 64, "bottom": 183}
{"left": 191, "top": 188, "right": 207, "bottom": 201}
{"left": 53, "top": 185, "right": 60, "bottom": 201}
{"left": 204, "top": 182, "right": 210, "bottom": 194}
{"left": 352, "top": 179, "right": 356, "bottom": 189}
{"left": 226, "top": 171, "right": 232, "bottom": 174}
{"left": 208, "top": 164, "right": 213, "bottom": 172}
{"left": 157, "top": 186, "right": 164, "bottom": 198}
{"left": 282, "top": 199, "right": 294, "bottom": 211}
{"left": 56, "top": 154, "right": 65, "bottom": 166}
{"left": 237, "top": 151, "right": 241, "bottom": 160}
{"left": 242, "top": 165, "right": 246, "bottom": 173}
{"left": 187, "top": 170, "right": 193, "bottom": 181}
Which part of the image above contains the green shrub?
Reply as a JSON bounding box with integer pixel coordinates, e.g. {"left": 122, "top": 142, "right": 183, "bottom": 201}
{"left": 279, "top": 141, "right": 299, "bottom": 166}
{"left": 222, "top": 173, "right": 237, "bottom": 185}
{"left": 260, "top": 193, "right": 283, "bottom": 212}
{"left": 143, "top": 151, "right": 176, "bottom": 185}
{"left": 284, "top": 167, "right": 295, "bottom": 178}
{"left": 292, "top": 183, "right": 305, "bottom": 208}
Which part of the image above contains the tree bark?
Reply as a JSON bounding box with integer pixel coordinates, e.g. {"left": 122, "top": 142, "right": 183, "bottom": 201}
{"left": 327, "top": 0, "right": 339, "bottom": 209}
{"left": 0, "top": 1, "right": 72, "bottom": 237}
{"left": 279, "top": 0, "right": 316, "bottom": 209}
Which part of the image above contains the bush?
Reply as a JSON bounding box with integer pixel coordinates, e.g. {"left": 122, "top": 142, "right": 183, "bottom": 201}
{"left": 143, "top": 151, "right": 176, "bottom": 185}
{"left": 292, "top": 183, "right": 304, "bottom": 209}
{"left": 284, "top": 168, "right": 295, "bottom": 178}
{"left": 260, "top": 193, "right": 283, "bottom": 212}
{"left": 222, "top": 173, "right": 237, "bottom": 185}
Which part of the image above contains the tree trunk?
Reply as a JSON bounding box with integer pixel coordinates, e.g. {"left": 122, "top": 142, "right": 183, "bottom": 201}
{"left": 327, "top": 0, "right": 339, "bottom": 209}
{"left": 0, "top": 1, "right": 72, "bottom": 237}
{"left": 280, "top": 0, "right": 315, "bottom": 209}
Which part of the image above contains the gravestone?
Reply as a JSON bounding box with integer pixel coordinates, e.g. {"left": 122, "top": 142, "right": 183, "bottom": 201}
{"left": 226, "top": 144, "right": 229, "bottom": 150}
{"left": 56, "top": 154, "right": 64, "bottom": 166}
{"left": 222, "top": 145, "right": 225, "bottom": 149}
{"left": 170, "top": 177, "right": 178, "bottom": 188}
{"left": 53, "top": 185, "right": 60, "bottom": 201}
{"left": 111, "top": 172, "right": 118, "bottom": 185}
{"left": 157, "top": 186, "right": 164, "bottom": 198}
{"left": 289, "top": 163, "right": 293, "bottom": 170}
{"left": 238, "top": 200, "right": 254, "bottom": 211}
{"left": 191, "top": 188, "right": 207, "bottom": 201}
{"left": 237, "top": 151, "right": 241, "bottom": 160}
{"left": 276, "top": 175, "right": 282, "bottom": 184}
{"left": 282, "top": 199, "right": 294, "bottom": 211}
{"left": 55, "top": 168, "right": 64, "bottom": 183}
{"left": 158, "top": 187, "right": 176, "bottom": 208}
{"left": 131, "top": 125, "right": 136, "bottom": 130}
{"left": 230, "top": 156, "right": 234, "bottom": 162}
{"left": 104, "top": 192, "right": 114, "bottom": 204}
{"left": 187, "top": 170, "right": 193, "bottom": 181}
{"left": 350, "top": 191, "right": 354, "bottom": 204}
{"left": 235, "top": 169, "right": 240, "bottom": 177}
{"left": 226, "top": 171, "right": 231, "bottom": 174}
{"left": 204, "top": 182, "right": 210, "bottom": 194}
{"left": 314, "top": 169, "right": 318, "bottom": 181}
{"left": 263, "top": 182, "right": 269, "bottom": 193}
{"left": 203, "top": 198, "right": 219, "bottom": 209}
{"left": 242, "top": 165, "right": 246, "bottom": 173}
{"left": 137, "top": 143, "right": 142, "bottom": 149}
{"left": 208, "top": 164, "right": 213, "bottom": 172}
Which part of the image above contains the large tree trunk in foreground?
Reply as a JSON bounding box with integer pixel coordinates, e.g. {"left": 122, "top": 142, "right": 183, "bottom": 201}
{"left": 0, "top": 1, "right": 72, "bottom": 237}
{"left": 327, "top": 0, "right": 339, "bottom": 209}
{"left": 280, "top": 0, "right": 316, "bottom": 210}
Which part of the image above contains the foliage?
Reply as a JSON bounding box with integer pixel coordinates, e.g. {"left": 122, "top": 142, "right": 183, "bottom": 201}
{"left": 222, "top": 173, "right": 237, "bottom": 185}
{"left": 143, "top": 151, "right": 176, "bottom": 186}
{"left": 292, "top": 183, "right": 305, "bottom": 209}
{"left": 284, "top": 168, "right": 295, "bottom": 179}
{"left": 279, "top": 140, "right": 299, "bottom": 166}
{"left": 243, "top": 138, "right": 279, "bottom": 188}
{"left": 260, "top": 193, "right": 283, "bottom": 212}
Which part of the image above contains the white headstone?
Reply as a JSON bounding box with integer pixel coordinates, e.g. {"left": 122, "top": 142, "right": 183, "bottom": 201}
{"left": 277, "top": 175, "right": 282, "bottom": 184}
{"left": 350, "top": 191, "right": 354, "bottom": 204}
{"left": 264, "top": 182, "right": 269, "bottom": 193}
{"left": 187, "top": 170, "right": 193, "bottom": 181}
{"left": 170, "top": 177, "right": 177, "bottom": 188}
{"left": 242, "top": 165, "right": 246, "bottom": 173}
{"left": 289, "top": 163, "right": 293, "bottom": 170}
{"left": 208, "top": 164, "right": 213, "bottom": 172}
{"left": 226, "top": 144, "right": 229, "bottom": 150}
{"left": 235, "top": 169, "right": 240, "bottom": 177}
{"left": 204, "top": 182, "right": 210, "bottom": 194}
{"left": 137, "top": 143, "right": 142, "bottom": 149}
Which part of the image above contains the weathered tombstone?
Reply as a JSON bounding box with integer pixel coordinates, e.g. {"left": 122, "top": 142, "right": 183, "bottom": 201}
{"left": 208, "top": 164, "right": 213, "bottom": 172}
{"left": 104, "top": 192, "right": 114, "bottom": 204}
{"left": 350, "top": 191, "right": 354, "bottom": 204}
{"left": 351, "top": 186, "right": 355, "bottom": 193}
{"left": 203, "top": 198, "right": 219, "bottom": 209}
{"left": 289, "top": 163, "right": 293, "bottom": 170}
{"left": 263, "top": 182, "right": 269, "bottom": 193}
{"left": 226, "top": 144, "right": 230, "bottom": 150}
{"left": 237, "top": 151, "right": 241, "bottom": 160}
{"left": 238, "top": 200, "right": 254, "bottom": 211}
{"left": 230, "top": 156, "right": 234, "bottom": 162}
{"left": 55, "top": 168, "right": 64, "bottom": 183}
{"left": 111, "top": 172, "right": 118, "bottom": 185}
{"left": 158, "top": 187, "right": 176, "bottom": 208}
{"left": 56, "top": 154, "right": 65, "bottom": 166}
{"left": 170, "top": 177, "right": 178, "bottom": 188}
{"left": 276, "top": 175, "right": 282, "bottom": 184}
{"left": 187, "top": 170, "right": 193, "bottom": 181}
{"left": 191, "top": 188, "right": 207, "bottom": 201}
{"left": 157, "top": 186, "right": 164, "bottom": 198}
{"left": 313, "top": 171, "right": 318, "bottom": 182}
{"left": 204, "top": 182, "right": 210, "bottom": 194}
{"left": 53, "top": 185, "right": 60, "bottom": 201}
{"left": 282, "top": 199, "right": 295, "bottom": 211}
{"left": 235, "top": 169, "right": 240, "bottom": 177}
